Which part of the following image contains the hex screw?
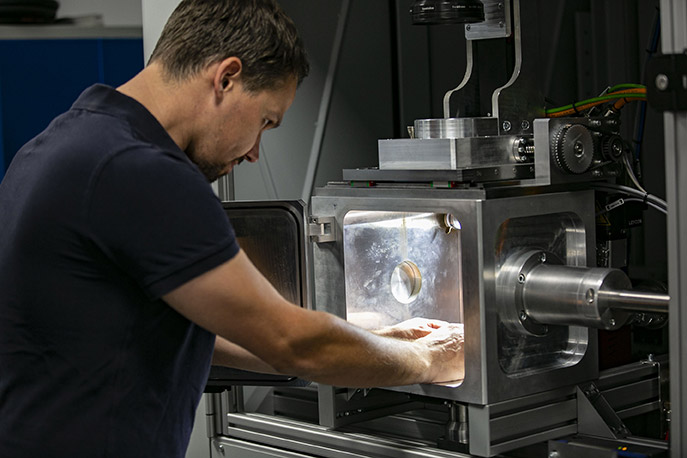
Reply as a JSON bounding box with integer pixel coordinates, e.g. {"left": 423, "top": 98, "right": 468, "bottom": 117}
{"left": 502, "top": 120, "right": 512, "bottom": 132}
{"left": 656, "top": 74, "right": 669, "bottom": 91}
{"left": 539, "top": 252, "right": 547, "bottom": 263}
{"left": 518, "top": 273, "right": 526, "bottom": 283}
{"left": 519, "top": 310, "right": 528, "bottom": 321}
{"left": 521, "top": 120, "right": 530, "bottom": 131}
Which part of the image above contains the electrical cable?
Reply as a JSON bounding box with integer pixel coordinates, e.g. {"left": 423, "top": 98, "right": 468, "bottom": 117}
{"left": 608, "top": 83, "right": 647, "bottom": 92}
{"left": 546, "top": 91, "right": 646, "bottom": 118}
{"left": 622, "top": 149, "right": 647, "bottom": 194}
{"left": 596, "top": 197, "right": 667, "bottom": 217}
{"left": 591, "top": 182, "right": 667, "bottom": 210}
{"left": 547, "top": 90, "right": 646, "bottom": 114}
{"left": 623, "top": 197, "right": 667, "bottom": 215}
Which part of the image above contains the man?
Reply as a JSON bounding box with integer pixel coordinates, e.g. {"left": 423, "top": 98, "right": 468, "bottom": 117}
{"left": 0, "top": 0, "right": 464, "bottom": 456}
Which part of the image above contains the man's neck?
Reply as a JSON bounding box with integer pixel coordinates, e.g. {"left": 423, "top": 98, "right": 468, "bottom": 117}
{"left": 117, "top": 63, "right": 197, "bottom": 151}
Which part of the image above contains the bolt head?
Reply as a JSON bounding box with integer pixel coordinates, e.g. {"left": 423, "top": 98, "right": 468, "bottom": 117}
{"left": 656, "top": 73, "right": 669, "bottom": 91}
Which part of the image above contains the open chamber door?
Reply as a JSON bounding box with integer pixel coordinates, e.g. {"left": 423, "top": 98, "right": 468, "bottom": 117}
{"left": 205, "top": 200, "right": 311, "bottom": 391}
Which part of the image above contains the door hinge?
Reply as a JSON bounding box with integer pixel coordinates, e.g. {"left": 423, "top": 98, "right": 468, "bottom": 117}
{"left": 308, "top": 216, "right": 337, "bottom": 243}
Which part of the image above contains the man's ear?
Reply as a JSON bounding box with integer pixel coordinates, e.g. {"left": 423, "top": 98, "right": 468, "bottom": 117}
{"left": 214, "top": 57, "right": 243, "bottom": 94}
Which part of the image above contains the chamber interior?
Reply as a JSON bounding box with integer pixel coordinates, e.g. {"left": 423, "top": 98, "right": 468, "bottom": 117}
{"left": 343, "top": 210, "right": 464, "bottom": 385}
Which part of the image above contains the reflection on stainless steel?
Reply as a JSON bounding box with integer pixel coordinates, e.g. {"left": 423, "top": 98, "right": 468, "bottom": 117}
{"left": 343, "top": 211, "right": 463, "bottom": 329}
{"left": 390, "top": 260, "right": 422, "bottom": 304}
{"left": 494, "top": 212, "right": 589, "bottom": 375}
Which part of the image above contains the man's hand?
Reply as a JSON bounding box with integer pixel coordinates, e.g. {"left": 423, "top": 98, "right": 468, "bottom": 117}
{"left": 375, "top": 318, "right": 465, "bottom": 384}
{"left": 415, "top": 322, "right": 465, "bottom": 384}
{"left": 373, "top": 317, "right": 449, "bottom": 340}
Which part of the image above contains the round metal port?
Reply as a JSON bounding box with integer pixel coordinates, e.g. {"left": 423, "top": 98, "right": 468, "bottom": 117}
{"left": 390, "top": 260, "right": 422, "bottom": 304}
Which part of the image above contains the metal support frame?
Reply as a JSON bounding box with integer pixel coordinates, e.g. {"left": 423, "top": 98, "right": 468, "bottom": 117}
{"left": 660, "top": 0, "right": 687, "bottom": 456}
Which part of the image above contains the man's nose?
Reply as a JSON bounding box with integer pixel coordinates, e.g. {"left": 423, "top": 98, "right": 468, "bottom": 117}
{"left": 246, "top": 136, "right": 261, "bottom": 163}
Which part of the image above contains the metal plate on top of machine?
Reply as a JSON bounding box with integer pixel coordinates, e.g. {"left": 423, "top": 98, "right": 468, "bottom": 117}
{"left": 342, "top": 164, "right": 534, "bottom": 184}
{"left": 206, "top": 200, "right": 310, "bottom": 389}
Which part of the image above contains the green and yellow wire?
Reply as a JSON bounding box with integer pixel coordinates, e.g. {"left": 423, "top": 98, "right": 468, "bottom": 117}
{"left": 546, "top": 84, "right": 647, "bottom": 118}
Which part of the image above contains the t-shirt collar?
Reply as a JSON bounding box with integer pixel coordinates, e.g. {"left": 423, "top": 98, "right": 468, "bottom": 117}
{"left": 71, "top": 84, "right": 182, "bottom": 155}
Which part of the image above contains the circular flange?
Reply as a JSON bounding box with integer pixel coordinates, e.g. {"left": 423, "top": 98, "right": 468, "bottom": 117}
{"left": 496, "top": 249, "right": 562, "bottom": 336}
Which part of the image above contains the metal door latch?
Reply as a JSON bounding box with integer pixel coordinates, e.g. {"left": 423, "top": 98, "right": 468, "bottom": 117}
{"left": 308, "top": 216, "right": 337, "bottom": 243}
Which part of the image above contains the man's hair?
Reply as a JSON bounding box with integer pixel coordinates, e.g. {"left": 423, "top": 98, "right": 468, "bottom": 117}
{"left": 149, "top": 0, "right": 309, "bottom": 92}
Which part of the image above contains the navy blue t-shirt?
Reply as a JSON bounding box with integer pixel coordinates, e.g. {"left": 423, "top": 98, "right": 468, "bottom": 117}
{"left": 0, "top": 84, "right": 239, "bottom": 457}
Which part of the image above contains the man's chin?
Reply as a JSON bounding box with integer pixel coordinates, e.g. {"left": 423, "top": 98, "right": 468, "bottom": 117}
{"left": 198, "top": 165, "right": 229, "bottom": 183}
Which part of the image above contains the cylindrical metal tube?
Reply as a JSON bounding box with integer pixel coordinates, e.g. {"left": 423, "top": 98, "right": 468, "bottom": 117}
{"left": 497, "top": 249, "right": 671, "bottom": 336}
{"left": 522, "top": 264, "right": 632, "bottom": 330}
{"left": 600, "top": 290, "right": 670, "bottom": 314}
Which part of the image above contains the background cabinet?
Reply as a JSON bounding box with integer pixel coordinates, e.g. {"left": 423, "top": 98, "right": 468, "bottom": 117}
{"left": 0, "top": 26, "right": 143, "bottom": 180}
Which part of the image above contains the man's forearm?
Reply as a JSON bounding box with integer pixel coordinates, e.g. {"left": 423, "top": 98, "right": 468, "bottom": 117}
{"left": 212, "top": 335, "right": 282, "bottom": 374}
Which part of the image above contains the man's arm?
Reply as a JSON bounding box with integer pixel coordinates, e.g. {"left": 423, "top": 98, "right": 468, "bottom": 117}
{"left": 212, "top": 335, "right": 280, "bottom": 374}
{"left": 164, "top": 250, "right": 464, "bottom": 387}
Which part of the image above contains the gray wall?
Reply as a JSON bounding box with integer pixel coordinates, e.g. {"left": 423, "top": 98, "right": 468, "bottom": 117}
{"left": 56, "top": 0, "right": 142, "bottom": 26}
{"left": 233, "top": 0, "right": 395, "bottom": 201}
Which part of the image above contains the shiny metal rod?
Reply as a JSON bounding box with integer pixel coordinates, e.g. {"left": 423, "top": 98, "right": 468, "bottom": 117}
{"left": 601, "top": 290, "right": 670, "bottom": 314}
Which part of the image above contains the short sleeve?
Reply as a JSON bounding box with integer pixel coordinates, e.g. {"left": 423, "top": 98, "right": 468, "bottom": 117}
{"left": 85, "top": 146, "right": 239, "bottom": 299}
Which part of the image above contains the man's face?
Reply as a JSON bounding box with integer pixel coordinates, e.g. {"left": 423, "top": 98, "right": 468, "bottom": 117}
{"left": 187, "top": 77, "right": 297, "bottom": 182}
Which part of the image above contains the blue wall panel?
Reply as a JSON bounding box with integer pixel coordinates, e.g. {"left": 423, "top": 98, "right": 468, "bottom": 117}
{"left": 0, "top": 37, "right": 143, "bottom": 181}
